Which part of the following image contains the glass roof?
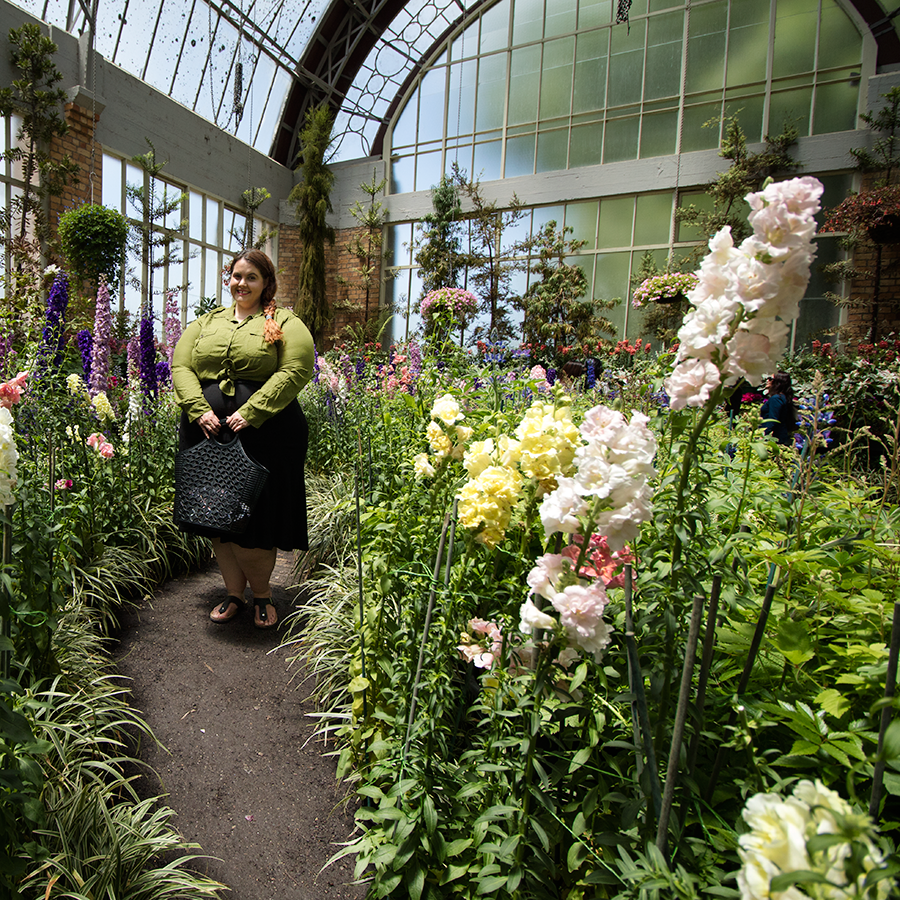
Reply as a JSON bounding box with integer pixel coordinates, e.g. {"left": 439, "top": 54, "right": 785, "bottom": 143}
{"left": 10, "top": 0, "right": 466, "bottom": 164}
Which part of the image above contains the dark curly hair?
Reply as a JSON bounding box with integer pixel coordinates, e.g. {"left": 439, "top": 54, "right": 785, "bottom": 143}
{"left": 228, "top": 250, "right": 283, "bottom": 343}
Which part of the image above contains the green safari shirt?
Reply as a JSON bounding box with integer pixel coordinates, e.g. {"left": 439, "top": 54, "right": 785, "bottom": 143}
{"left": 172, "top": 304, "right": 315, "bottom": 429}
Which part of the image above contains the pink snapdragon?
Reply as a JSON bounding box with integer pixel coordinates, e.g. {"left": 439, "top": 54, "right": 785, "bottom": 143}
{"left": 54, "top": 478, "right": 73, "bottom": 490}
{"left": 0, "top": 372, "right": 28, "bottom": 409}
{"left": 87, "top": 432, "right": 115, "bottom": 459}
{"left": 458, "top": 617, "right": 503, "bottom": 669}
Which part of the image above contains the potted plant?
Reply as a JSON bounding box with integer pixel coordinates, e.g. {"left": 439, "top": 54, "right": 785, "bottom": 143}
{"left": 821, "top": 183, "right": 900, "bottom": 243}
{"left": 58, "top": 202, "right": 130, "bottom": 292}
{"left": 420, "top": 285, "right": 478, "bottom": 347}
{"left": 632, "top": 271, "right": 699, "bottom": 307}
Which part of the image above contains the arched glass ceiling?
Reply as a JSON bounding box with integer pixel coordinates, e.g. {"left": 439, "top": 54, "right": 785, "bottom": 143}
{"left": 8, "top": 0, "right": 900, "bottom": 167}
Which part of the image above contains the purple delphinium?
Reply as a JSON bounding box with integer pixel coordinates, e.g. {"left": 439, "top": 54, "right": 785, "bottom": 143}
{"left": 76, "top": 329, "right": 93, "bottom": 381}
{"left": 409, "top": 340, "right": 422, "bottom": 375}
{"left": 586, "top": 358, "right": 596, "bottom": 390}
{"left": 340, "top": 353, "right": 353, "bottom": 386}
{"left": 156, "top": 359, "right": 170, "bottom": 387}
{"left": 547, "top": 368, "right": 557, "bottom": 386}
{"left": 38, "top": 272, "right": 69, "bottom": 374}
{"left": 139, "top": 314, "right": 158, "bottom": 402}
{"left": 313, "top": 345, "right": 320, "bottom": 383}
{"left": 162, "top": 290, "right": 182, "bottom": 369}
{"left": 90, "top": 278, "right": 113, "bottom": 396}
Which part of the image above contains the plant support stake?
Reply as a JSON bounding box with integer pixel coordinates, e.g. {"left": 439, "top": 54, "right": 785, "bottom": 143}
{"left": 656, "top": 594, "right": 704, "bottom": 855}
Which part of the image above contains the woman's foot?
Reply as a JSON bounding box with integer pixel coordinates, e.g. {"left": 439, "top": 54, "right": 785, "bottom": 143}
{"left": 253, "top": 597, "right": 277, "bottom": 629}
{"left": 210, "top": 595, "right": 244, "bottom": 623}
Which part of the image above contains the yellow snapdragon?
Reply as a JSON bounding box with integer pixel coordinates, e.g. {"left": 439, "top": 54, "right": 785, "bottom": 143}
{"left": 513, "top": 400, "right": 580, "bottom": 487}
{"left": 457, "top": 464, "right": 523, "bottom": 549}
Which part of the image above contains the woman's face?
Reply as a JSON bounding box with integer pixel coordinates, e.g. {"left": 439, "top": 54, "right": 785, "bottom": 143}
{"left": 230, "top": 258, "right": 266, "bottom": 315}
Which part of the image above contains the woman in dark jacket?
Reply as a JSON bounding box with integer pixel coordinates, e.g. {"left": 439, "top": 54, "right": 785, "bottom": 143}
{"left": 760, "top": 371, "right": 797, "bottom": 446}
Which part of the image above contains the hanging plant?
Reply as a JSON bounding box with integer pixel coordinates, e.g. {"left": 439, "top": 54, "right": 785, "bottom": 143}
{"left": 821, "top": 183, "right": 900, "bottom": 241}
{"left": 632, "top": 272, "right": 699, "bottom": 308}
{"left": 58, "top": 203, "right": 130, "bottom": 293}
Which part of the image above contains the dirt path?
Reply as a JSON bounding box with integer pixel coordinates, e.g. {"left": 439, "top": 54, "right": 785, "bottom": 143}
{"left": 113, "top": 552, "right": 366, "bottom": 900}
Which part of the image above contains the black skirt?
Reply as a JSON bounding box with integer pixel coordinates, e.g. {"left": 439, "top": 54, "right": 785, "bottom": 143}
{"left": 177, "top": 380, "right": 309, "bottom": 551}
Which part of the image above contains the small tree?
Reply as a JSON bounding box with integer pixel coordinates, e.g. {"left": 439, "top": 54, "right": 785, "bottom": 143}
{"left": 235, "top": 187, "right": 276, "bottom": 251}
{"left": 414, "top": 174, "right": 465, "bottom": 296}
{"left": 125, "top": 141, "right": 189, "bottom": 317}
{"left": 517, "top": 221, "right": 616, "bottom": 363}
{"left": 338, "top": 170, "right": 391, "bottom": 344}
{"left": 451, "top": 164, "right": 525, "bottom": 341}
{"left": 289, "top": 104, "right": 335, "bottom": 344}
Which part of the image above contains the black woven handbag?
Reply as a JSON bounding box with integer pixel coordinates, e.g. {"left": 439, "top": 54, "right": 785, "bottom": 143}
{"left": 174, "top": 423, "right": 269, "bottom": 535}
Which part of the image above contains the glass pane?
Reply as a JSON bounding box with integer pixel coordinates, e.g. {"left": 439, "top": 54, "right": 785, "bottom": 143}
{"left": 205, "top": 248, "right": 221, "bottom": 304}
{"left": 415, "top": 151, "right": 443, "bottom": 192}
{"left": 639, "top": 110, "right": 677, "bottom": 158}
{"left": 578, "top": 0, "right": 611, "bottom": 28}
{"left": 447, "top": 143, "right": 474, "bottom": 179}
{"left": 676, "top": 191, "right": 715, "bottom": 243}
{"left": 189, "top": 191, "right": 203, "bottom": 241}
{"left": 569, "top": 122, "right": 604, "bottom": 167}
{"left": 205, "top": 197, "right": 220, "bottom": 245}
{"left": 512, "top": 0, "right": 544, "bottom": 46}
{"left": 686, "top": 3, "right": 726, "bottom": 93}
{"left": 187, "top": 250, "right": 202, "bottom": 319}
{"left": 732, "top": 0, "right": 770, "bottom": 28}
{"left": 773, "top": 0, "right": 817, "bottom": 79}
{"left": 603, "top": 115, "right": 639, "bottom": 163}
{"left": 480, "top": 2, "right": 510, "bottom": 55}
{"left": 419, "top": 67, "right": 448, "bottom": 140}
{"left": 476, "top": 53, "right": 508, "bottom": 132}
{"left": 448, "top": 59, "right": 477, "bottom": 137}
{"left": 819, "top": 4, "right": 862, "bottom": 69}
{"left": 391, "top": 155, "right": 415, "bottom": 194}
{"left": 540, "top": 37, "right": 575, "bottom": 121}
{"left": 634, "top": 192, "right": 673, "bottom": 245}
{"left": 598, "top": 196, "right": 634, "bottom": 248}
{"left": 813, "top": 80, "right": 859, "bottom": 136}
{"left": 594, "top": 251, "right": 630, "bottom": 305}
{"left": 725, "top": 23, "right": 769, "bottom": 86}
{"left": 111, "top": 0, "right": 162, "bottom": 74}
{"left": 545, "top": 0, "right": 576, "bottom": 39}
{"left": 508, "top": 46, "right": 542, "bottom": 125}
{"left": 644, "top": 12, "right": 683, "bottom": 101}
{"left": 565, "top": 200, "right": 599, "bottom": 249}
{"left": 768, "top": 86, "right": 812, "bottom": 137}
{"left": 474, "top": 140, "right": 503, "bottom": 181}
{"left": 505, "top": 134, "right": 536, "bottom": 177}
{"left": 532, "top": 205, "right": 565, "bottom": 233}
{"left": 392, "top": 94, "right": 418, "bottom": 148}
{"left": 723, "top": 96, "right": 765, "bottom": 144}
{"left": 608, "top": 19, "right": 645, "bottom": 108}
{"left": 102, "top": 154, "right": 122, "bottom": 212}
{"left": 574, "top": 30, "right": 608, "bottom": 115}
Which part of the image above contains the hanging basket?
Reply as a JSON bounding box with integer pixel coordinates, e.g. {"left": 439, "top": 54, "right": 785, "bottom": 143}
{"left": 656, "top": 291, "right": 688, "bottom": 305}
{"left": 868, "top": 214, "right": 900, "bottom": 244}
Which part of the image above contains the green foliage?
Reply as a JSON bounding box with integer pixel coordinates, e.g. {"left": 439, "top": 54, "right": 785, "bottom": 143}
{"left": 414, "top": 175, "right": 465, "bottom": 297}
{"left": 290, "top": 103, "right": 336, "bottom": 343}
{"left": 58, "top": 203, "right": 130, "bottom": 294}
{"left": 235, "top": 186, "right": 276, "bottom": 250}
{"left": 0, "top": 23, "right": 78, "bottom": 269}
{"left": 516, "top": 220, "right": 617, "bottom": 363}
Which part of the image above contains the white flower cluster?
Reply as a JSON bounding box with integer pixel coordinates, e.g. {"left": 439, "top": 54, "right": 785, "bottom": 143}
{"left": 665, "top": 176, "right": 824, "bottom": 410}
{"left": 738, "top": 779, "right": 891, "bottom": 900}
{"left": 539, "top": 405, "right": 657, "bottom": 552}
{"left": 0, "top": 407, "right": 19, "bottom": 508}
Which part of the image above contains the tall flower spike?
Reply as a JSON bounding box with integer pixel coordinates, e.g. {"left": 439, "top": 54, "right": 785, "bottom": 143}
{"left": 90, "top": 276, "right": 113, "bottom": 397}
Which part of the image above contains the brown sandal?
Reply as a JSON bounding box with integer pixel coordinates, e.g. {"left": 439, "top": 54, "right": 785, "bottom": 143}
{"left": 210, "top": 595, "right": 244, "bottom": 623}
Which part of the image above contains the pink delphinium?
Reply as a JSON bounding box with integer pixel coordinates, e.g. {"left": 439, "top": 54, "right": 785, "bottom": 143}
{"left": 0, "top": 372, "right": 28, "bottom": 409}
{"left": 90, "top": 278, "right": 113, "bottom": 396}
{"left": 163, "top": 289, "right": 182, "bottom": 369}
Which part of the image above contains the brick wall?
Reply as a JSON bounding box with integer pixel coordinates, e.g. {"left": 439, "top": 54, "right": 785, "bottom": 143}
{"left": 48, "top": 101, "right": 100, "bottom": 228}
{"left": 278, "top": 222, "right": 381, "bottom": 348}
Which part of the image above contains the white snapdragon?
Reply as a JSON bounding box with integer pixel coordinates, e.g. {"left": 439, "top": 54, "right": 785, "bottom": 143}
{"left": 737, "top": 779, "right": 891, "bottom": 900}
{"left": 665, "top": 176, "right": 824, "bottom": 410}
{"left": 0, "top": 407, "right": 19, "bottom": 508}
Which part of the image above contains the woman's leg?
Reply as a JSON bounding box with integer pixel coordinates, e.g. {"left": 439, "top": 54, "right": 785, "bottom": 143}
{"left": 230, "top": 545, "right": 278, "bottom": 627}
{"left": 209, "top": 538, "right": 248, "bottom": 621}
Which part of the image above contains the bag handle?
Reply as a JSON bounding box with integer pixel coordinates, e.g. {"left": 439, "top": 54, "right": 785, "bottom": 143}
{"left": 212, "top": 417, "right": 240, "bottom": 445}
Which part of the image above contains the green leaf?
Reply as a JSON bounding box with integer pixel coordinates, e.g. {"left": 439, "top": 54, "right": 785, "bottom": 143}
{"left": 441, "top": 863, "right": 470, "bottom": 884}
{"left": 772, "top": 620, "right": 814, "bottom": 665}
{"left": 568, "top": 746, "right": 592, "bottom": 774}
{"left": 477, "top": 875, "right": 508, "bottom": 894}
{"left": 423, "top": 794, "right": 437, "bottom": 835}
{"left": 567, "top": 841, "right": 590, "bottom": 872}
{"left": 770, "top": 870, "right": 833, "bottom": 892}
{"left": 569, "top": 661, "right": 588, "bottom": 693}
{"left": 816, "top": 688, "right": 850, "bottom": 719}
{"left": 406, "top": 864, "right": 425, "bottom": 900}
{"left": 356, "top": 784, "right": 385, "bottom": 800}
{"left": 445, "top": 838, "right": 473, "bottom": 858}
{"left": 348, "top": 675, "right": 370, "bottom": 694}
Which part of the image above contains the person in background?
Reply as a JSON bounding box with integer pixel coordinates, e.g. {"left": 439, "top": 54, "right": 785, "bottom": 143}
{"left": 172, "top": 249, "right": 315, "bottom": 629}
{"left": 760, "top": 371, "right": 798, "bottom": 447}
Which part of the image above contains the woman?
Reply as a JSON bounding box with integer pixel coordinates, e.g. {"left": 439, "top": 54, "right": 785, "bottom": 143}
{"left": 172, "top": 250, "right": 315, "bottom": 628}
{"left": 760, "top": 371, "right": 797, "bottom": 447}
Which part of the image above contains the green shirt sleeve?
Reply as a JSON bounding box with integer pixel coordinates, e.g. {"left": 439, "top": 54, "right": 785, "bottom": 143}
{"left": 172, "top": 306, "right": 315, "bottom": 428}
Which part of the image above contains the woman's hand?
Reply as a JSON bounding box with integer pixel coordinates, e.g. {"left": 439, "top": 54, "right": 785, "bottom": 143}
{"left": 198, "top": 410, "right": 221, "bottom": 438}
{"left": 225, "top": 412, "right": 250, "bottom": 433}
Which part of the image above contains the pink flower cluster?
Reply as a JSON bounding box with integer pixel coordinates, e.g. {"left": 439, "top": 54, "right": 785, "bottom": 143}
{"left": 54, "top": 478, "right": 73, "bottom": 490}
{"left": 560, "top": 534, "right": 634, "bottom": 588}
{"left": 420, "top": 287, "right": 478, "bottom": 323}
{"left": 458, "top": 618, "right": 503, "bottom": 669}
{"left": 87, "top": 432, "right": 115, "bottom": 459}
{"left": 375, "top": 352, "right": 415, "bottom": 396}
{"left": 631, "top": 272, "right": 699, "bottom": 308}
{"left": 0, "top": 372, "right": 28, "bottom": 409}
